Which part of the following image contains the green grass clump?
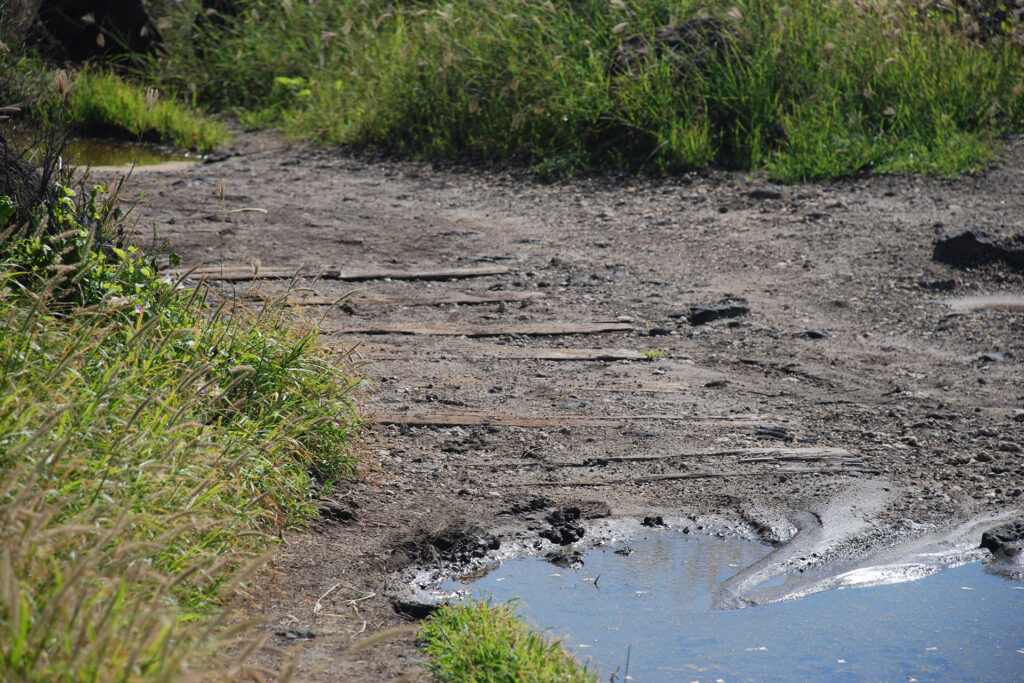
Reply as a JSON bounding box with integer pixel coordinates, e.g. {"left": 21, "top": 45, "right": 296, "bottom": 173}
{"left": 420, "top": 601, "right": 594, "bottom": 682}
{"left": 68, "top": 69, "right": 226, "bottom": 151}
{"left": 148, "top": 0, "right": 1024, "bottom": 180}
{"left": 0, "top": 149, "right": 362, "bottom": 678}
{"left": 0, "top": 42, "right": 225, "bottom": 152}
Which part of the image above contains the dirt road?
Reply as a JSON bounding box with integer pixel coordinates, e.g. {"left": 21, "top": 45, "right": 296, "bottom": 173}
{"left": 103, "top": 131, "right": 1023, "bottom": 679}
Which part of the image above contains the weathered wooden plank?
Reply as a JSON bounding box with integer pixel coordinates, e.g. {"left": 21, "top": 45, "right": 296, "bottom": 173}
{"left": 189, "top": 264, "right": 511, "bottom": 281}
{"left": 369, "top": 410, "right": 767, "bottom": 428}
{"left": 524, "top": 468, "right": 859, "bottom": 487}
{"left": 327, "top": 321, "right": 635, "bottom": 337}
{"left": 544, "top": 447, "right": 854, "bottom": 468}
{"left": 945, "top": 294, "right": 1024, "bottom": 313}
{"left": 360, "top": 346, "right": 651, "bottom": 361}
{"left": 479, "top": 447, "right": 854, "bottom": 469}
{"left": 268, "top": 291, "right": 545, "bottom": 307}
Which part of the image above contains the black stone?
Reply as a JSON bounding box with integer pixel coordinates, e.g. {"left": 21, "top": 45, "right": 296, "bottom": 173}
{"left": 641, "top": 515, "right": 667, "bottom": 528}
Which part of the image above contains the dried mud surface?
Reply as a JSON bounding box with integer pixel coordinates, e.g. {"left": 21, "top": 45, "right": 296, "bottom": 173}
{"left": 101, "top": 131, "right": 1024, "bottom": 680}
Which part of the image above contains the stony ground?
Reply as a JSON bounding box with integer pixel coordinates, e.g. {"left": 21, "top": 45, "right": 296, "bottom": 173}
{"left": 101, "top": 131, "right": 1023, "bottom": 680}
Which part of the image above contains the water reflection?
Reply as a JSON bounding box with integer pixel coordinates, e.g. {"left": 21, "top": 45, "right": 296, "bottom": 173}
{"left": 446, "top": 533, "right": 1024, "bottom": 682}
{"left": 4, "top": 129, "right": 194, "bottom": 168}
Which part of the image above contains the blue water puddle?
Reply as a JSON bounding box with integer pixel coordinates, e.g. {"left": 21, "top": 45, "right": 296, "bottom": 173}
{"left": 443, "top": 533, "right": 1024, "bottom": 682}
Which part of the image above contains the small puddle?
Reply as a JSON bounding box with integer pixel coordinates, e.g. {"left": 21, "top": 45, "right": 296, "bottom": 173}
{"left": 445, "top": 533, "right": 1024, "bottom": 681}
{"left": 7, "top": 130, "right": 198, "bottom": 169}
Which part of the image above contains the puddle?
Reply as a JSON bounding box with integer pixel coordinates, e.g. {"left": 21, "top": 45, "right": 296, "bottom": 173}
{"left": 445, "top": 533, "right": 1024, "bottom": 682}
{"left": 60, "top": 137, "right": 195, "bottom": 168}
{"left": 6, "top": 130, "right": 197, "bottom": 169}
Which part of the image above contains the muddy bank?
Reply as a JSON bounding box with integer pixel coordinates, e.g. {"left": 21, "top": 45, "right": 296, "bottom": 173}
{"left": 99, "top": 130, "right": 1024, "bottom": 679}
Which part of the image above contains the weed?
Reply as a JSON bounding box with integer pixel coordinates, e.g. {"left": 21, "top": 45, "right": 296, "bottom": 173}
{"left": 145, "top": 0, "right": 1024, "bottom": 179}
{"left": 0, "top": 131, "right": 361, "bottom": 678}
{"left": 420, "top": 600, "right": 594, "bottom": 682}
{"left": 68, "top": 69, "right": 226, "bottom": 151}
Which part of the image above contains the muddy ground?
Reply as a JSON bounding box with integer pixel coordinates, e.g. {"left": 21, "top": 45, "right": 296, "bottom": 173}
{"left": 99, "top": 131, "right": 1023, "bottom": 680}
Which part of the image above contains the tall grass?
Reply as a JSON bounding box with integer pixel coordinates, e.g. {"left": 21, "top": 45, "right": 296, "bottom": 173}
{"left": 0, "top": 144, "right": 362, "bottom": 678}
{"left": 147, "top": 0, "right": 1024, "bottom": 179}
{"left": 0, "top": 45, "right": 225, "bottom": 152}
{"left": 69, "top": 69, "right": 226, "bottom": 151}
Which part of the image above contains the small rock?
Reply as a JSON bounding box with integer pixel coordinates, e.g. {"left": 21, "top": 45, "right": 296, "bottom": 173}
{"left": 545, "top": 549, "right": 584, "bottom": 568}
{"left": 980, "top": 352, "right": 1005, "bottom": 363}
{"left": 755, "top": 425, "right": 794, "bottom": 442}
{"left": 648, "top": 326, "right": 672, "bottom": 336}
{"left": 276, "top": 629, "right": 316, "bottom": 640}
{"left": 998, "top": 441, "right": 1022, "bottom": 453}
{"left": 689, "top": 304, "right": 749, "bottom": 326}
{"left": 798, "top": 329, "right": 828, "bottom": 339}
{"left": 541, "top": 524, "right": 585, "bottom": 545}
{"left": 316, "top": 501, "right": 357, "bottom": 523}
{"left": 918, "top": 278, "right": 956, "bottom": 291}
{"left": 980, "top": 518, "right": 1024, "bottom": 562}
{"left": 641, "top": 515, "right": 667, "bottom": 528}
{"left": 704, "top": 380, "right": 729, "bottom": 388}
{"left": 747, "top": 186, "right": 784, "bottom": 200}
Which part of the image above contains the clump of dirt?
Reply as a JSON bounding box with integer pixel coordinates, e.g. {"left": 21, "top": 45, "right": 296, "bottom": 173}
{"left": 981, "top": 517, "right": 1024, "bottom": 562}
{"left": 390, "top": 523, "right": 500, "bottom": 571}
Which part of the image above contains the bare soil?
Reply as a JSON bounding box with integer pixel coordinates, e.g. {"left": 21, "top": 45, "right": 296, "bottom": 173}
{"left": 99, "top": 131, "right": 1024, "bottom": 680}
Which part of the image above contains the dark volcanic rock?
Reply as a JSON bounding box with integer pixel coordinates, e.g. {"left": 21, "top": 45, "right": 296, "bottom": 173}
{"left": 980, "top": 518, "right": 1024, "bottom": 562}
{"left": 932, "top": 228, "right": 1024, "bottom": 269}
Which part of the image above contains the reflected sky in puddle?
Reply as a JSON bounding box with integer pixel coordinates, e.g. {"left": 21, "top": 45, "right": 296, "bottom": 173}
{"left": 445, "top": 533, "right": 1024, "bottom": 682}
